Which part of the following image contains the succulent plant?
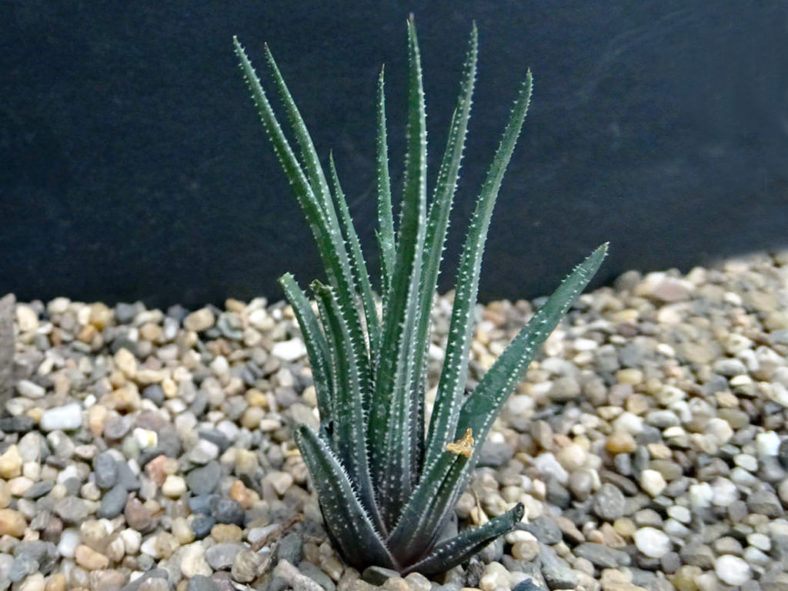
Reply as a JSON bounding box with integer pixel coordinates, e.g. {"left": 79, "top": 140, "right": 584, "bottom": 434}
{"left": 234, "top": 18, "right": 606, "bottom": 576}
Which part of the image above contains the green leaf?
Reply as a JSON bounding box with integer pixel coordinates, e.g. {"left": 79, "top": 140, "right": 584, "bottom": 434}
{"left": 424, "top": 69, "right": 533, "bottom": 468}
{"left": 328, "top": 154, "right": 380, "bottom": 354}
{"left": 263, "top": 44, "right": 333, "bottom": 217}
{"left": 455, "top": 244, "right": 607, "bottom": 448}
{"left": 278, "top": 273, "right": 332, "bottom": 424}
{"left": 386, "top": 442, "right": 469, "bottom": 565}
{"left": 234, "top": 37, "right": 329, "bottom": 265}
{"left": 312, "top": 281, "right": 384, "bottom": 532}
{"left": 375, "top": 66, "right": 396, "bottom": 298}
{"left": 236, "top": 37, "right": 373, "bottom": 416}
{"left": 294, "top": 425, "right": 397, "bottom": 570}
{"left": 368, "top": 17, "right": 429, "bottom": 529}
{"left": 403, "top": 504, "right": 524, "bottom": 576}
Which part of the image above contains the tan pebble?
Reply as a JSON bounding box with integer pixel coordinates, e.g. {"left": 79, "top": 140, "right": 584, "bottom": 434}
{"left": 114, "top": 348, "right": 138, "bottom": 378}
{"left": 88, "top": 569, "right": 127, "bottom": 591}
{"left": 229, "top": 480, "right": 258, "bottom": 509}
{"left": 670, "top": 565, "right": 702, "bottom": 591}
{"left": 45, "top": 573, "right": 66, "bottom": 591}
{"left": 144, "top": 455, "right": 172, "bottom": 486}
{"left": 75, "top": 544, "right": 110, "bottom": 570}
{"left": 245, "top": 388, "right": 267, "bottom": 407}
{"left": 613, "top": 517, "right": 636, "bottom": 538}
{"left": 617, "top": 368, "right": 644, "bottom": 385}
{"left": 139, "top": 322, "right": 162, "bottom": 342}
{"left": 111, "top": 384, "right": 141, "bottom": 412}
{"left": 263, "top": 471, "right": 293, "bottom": 496}
{"left": 76, "top": 323, "right": 97, "bottom": 344}
{"left": 18, "top": 573, "right": 45, "bottom": 591}
{"left": 404, "top": 573, "right": 431, "bottom": 591}
{"left": 183, "top": 308, "right": 215, "bottom": 332}
{"left": 321, "top": 555, "right": 344, "bottom": 581}
{"left": 171, "top": 517, "right": 194, "bottom": 545}
{"left": 0, "top": 480, "right": 10, "bottom": 507}
{"left": 626, "top": 394, "right": 650, "bottom": 415}
{"left": 606, "top": 432, "right": 636, "bottom": 455}
{"left": 0, "top": 445, "right": 23, "bottom": 479}
{"left": 381, "top": 577, "right": 409, "bottom": 591}
{"left": 647, "top": 443, "right": 672, "bottom": 460}
{"left": 225, "top": 298, "right": 245, "bottom": 313}
{"left": 88, "top": 302, "right": 113, "bottom": 329}
{"left": 161, "top": 378, "right": 178, "bottom": 398}
{"left": 211, "top": 523, "right": 243, "bottom": 542}
{"left": 0, "top": 508, "right": 28, "bottom": 537}
{"left": 87, "top": 405, "right": 108, "bottom": 438}
{"left": 240, "top": 406, "right": 264, "bottom": 430}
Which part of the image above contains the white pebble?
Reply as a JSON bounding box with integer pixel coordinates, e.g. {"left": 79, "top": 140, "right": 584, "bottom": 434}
{"left": 612, "top": 412, "right": 644, "bottom": 435}
{"left": 16, "top": 380, "right": 45, "bottom": 399}
{"left": 743, "top": 546, "right": 771, "bottom": 566}
{"left": 133, "top": 428, "right": 158, "bottom": 450}
{"left": 711, "top": 478, "right": 738, "bottom": 506}
{"left": 634, "top": 527, "right": 672, "bottom": 558}
{"left": 705, "top": 418, "right": 733, "bottom": 444}
{"left": 161, "top": 475, "right": 186, "bottom": 498}
{"left": 756, "top": 431, "right": 781, "bottom": 457}
{"left": 747, "top": 532, "right": 771, "bottom": 551}
{"left": 715, "top": 554, "right": 751, "bottom": 586}
{"left": 271, "top": 338, "right": 307, "bottom": 361}
{"left": 733, "top": 453, "right": 758, "bottom": 472}
{"left": 57, "top": 529, "right": 80, "bottom": 558}
{"left": 639, "top": 469, "right": 666, "bottom": 497}
{"left": 690, "top": 482, "right": 714, "bottom": 510}
{"left": 120, "top": 529, "right": 142, "bottom": 555}
{"left": 667, "top": 505, "right": 691, "bottom": 524}
{"left": 40, "top": 403, "right": 82, "bottom": 431}
{"left": 533, "top": 453, "right": 569, "bottom": 485}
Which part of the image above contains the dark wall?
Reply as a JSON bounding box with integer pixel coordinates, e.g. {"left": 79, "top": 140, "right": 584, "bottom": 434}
{"left": 2, "top": 1, "right": 787, "bottom": 307}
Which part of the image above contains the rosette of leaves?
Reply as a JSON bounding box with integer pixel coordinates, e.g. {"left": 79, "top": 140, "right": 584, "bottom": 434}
{"left": 234, "top": 18, "right": 606, "bottom": 576}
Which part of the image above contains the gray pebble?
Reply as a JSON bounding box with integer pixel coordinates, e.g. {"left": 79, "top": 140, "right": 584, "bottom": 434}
{"left": 187, "top": 462, "right": 222, "bottom": 495}
{"left": 477, "top": 441, "right": 514, "bottom": 467}
{"left": 593, "top": 483, "right": 626, "bottom": 521}
{"left": 8, "top": 555, "right": 37, "bottom": 582}
{"left": 211, "top": 497, "right": 245, "bottom": 526}
{"left": 119, "top": 568, "right": 171, "bottom": 591}
{"left": 748, "top": 486, "right": 784, "bottom": 517}
{"left": 23, "top": 480, "right": 53, "bottom": 499}
{"left": 276, "top": 532, "right": 303, "bottom": 565}
{"left": 98, "top": 484, "right": 128, "bottom": 518}
{"left": 191, "top": 515, "right": 215, "bottom": 539}
{"left": 298, "top": 561, "right": 336, "bottom": 591}
{"left": 778, "top": 439, "right": 788, "bottom": 470}
{"left": 0, "top": 416, "right": 36, "bottom": 434}
{"left": 538, "top": 543, "right": 578, "bottom": 589}
{"left": 205, "top": 543, "right": 245, "bottom": 571}
{"left": 53, "top": 496, "right": 88, "bottom": 524}
{"left": 116, "top": 460, "right": 141, "bottom": 491}
{"left": 142, "top": 384, "right": 166, "bottom": 405}
{"left": 12, "top": 541, "right": 57, "bottom": 575}
{"left": 94, "top": 451, "right": 118, "bottom": 489}
{"left": 103, "top": 414, "right": 133, "bottom": 440}
{"left": 186, "top": 575, "right": 219, "bottom": 591}
{"left": 522, "top": 516, "right": 562, "bottom": 545}
{"left": 573, "top": 542, "right": 630, "bottom": 567}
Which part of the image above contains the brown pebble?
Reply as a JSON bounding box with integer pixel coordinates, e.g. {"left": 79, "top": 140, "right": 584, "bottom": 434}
{"left": 211, "top": 523, "right": 243, "bottom": 542}
{"left": 124, "top": 497, "right": 156, "bottom": 533}
{"left": 0, "top": 508, "right": 27, "bottom": 537}
{"left": 45, "top": 573, "right": 66, "bottom": 591}
{"left": 606, "top": 432, "right": 636, "bottom": 454}
{"left": 75, "top": 544, "right": 110, "bottom": 570}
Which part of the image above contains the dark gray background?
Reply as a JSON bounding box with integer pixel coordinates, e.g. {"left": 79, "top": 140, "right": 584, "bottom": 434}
{"left": 2, "top": 1, "right": 787, "bottom": 308}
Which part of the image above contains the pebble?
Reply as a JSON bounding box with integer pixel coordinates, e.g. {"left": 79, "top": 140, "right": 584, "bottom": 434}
{"left": 40, "top": 403, "right": 83, "bottom": 431}
{"left": 272, "top": 338, "right": 307, "bottom": 361}
{"left": 639, "top": 469, "right": 667, "bottom": 497}
{"left": 187, "top": 462, "right": 222, "bottom": 495}
{"left": 634, "top": 527, "right": 672, "bottom": 558}
{"left": 593, "top": 483, "right": 626, "bottom": 520}
{"left": 205, "top": 542, "right": 244, "bottom": 570}
{"left": 714, "top": 554, "right": 751, "bottom": 586}
{"left": 98, "top": 484, "right": 128, "bottom": 518}
{"left": 0, "top": 508, "right": 27, "bottom": 537}
{"left": 74, "top": 544, "right": 110, "bottom": 570}
{"left": 161, "top": 475, "right": 187, "bottom": 498}
{"left": 184, "top": 308, "right": 215, "bottom": 332}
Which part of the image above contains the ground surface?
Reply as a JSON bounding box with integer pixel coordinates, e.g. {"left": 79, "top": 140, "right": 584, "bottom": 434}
{"left": 1, "top": 250, "right": 787, "bottom": 591}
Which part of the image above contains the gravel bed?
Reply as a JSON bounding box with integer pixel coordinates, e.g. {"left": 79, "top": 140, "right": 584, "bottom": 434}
{"left": 1, "top": 250, "right": 788, "bottom": 591}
